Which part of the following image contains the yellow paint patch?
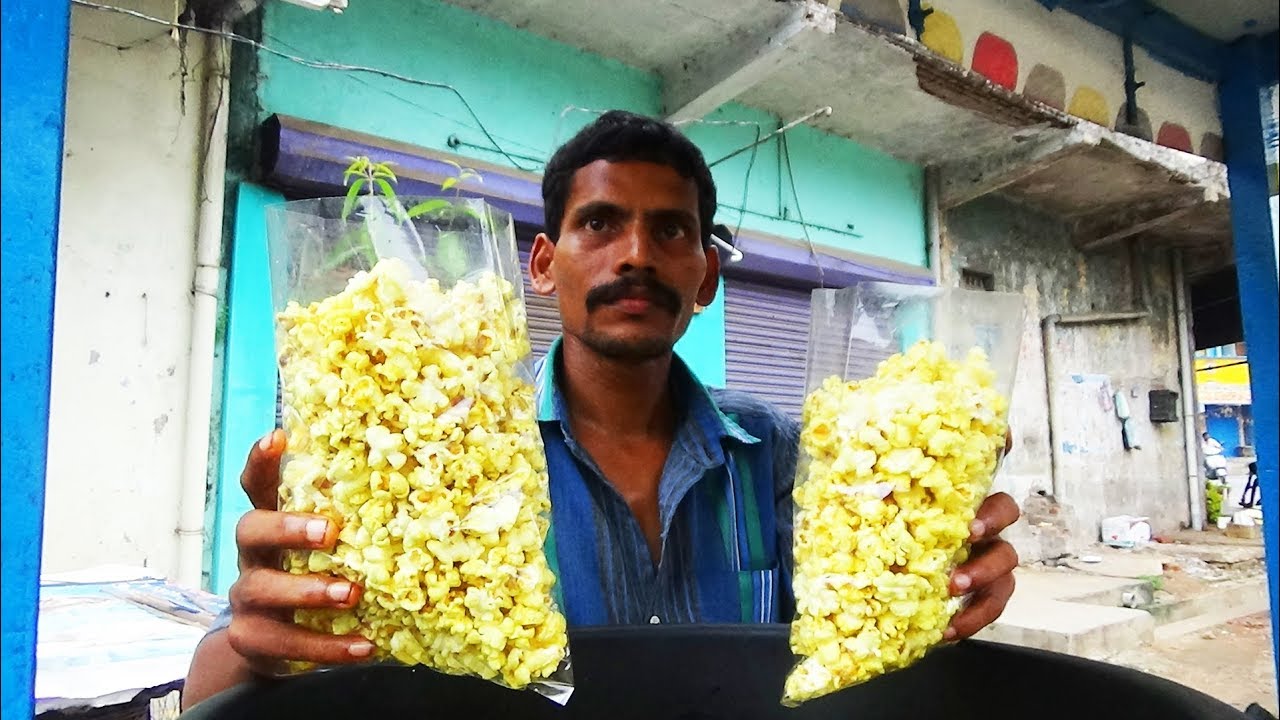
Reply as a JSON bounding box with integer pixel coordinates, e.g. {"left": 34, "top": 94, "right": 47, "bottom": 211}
{"left": 1067, "top": 86, "right": 1111, "bottom": 127}
{"left": 921, "top": 8, "right": 963, "bottom": 64}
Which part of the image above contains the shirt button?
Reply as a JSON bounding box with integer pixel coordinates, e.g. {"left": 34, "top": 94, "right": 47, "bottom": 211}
{"left": 649, "top": 615, "right": 661, "bottom": 624}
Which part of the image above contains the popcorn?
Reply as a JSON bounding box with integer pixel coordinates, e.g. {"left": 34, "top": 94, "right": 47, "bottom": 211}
{"left": 275, "top": 257, "right": 568, "bottom": 689}
{"left": 783, "top": 340, "right": 1009, "bottom": 705}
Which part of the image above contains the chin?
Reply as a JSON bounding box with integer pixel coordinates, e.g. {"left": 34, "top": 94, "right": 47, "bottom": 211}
{"left": 579, "top": 329, "right": 674, "bottom": 362}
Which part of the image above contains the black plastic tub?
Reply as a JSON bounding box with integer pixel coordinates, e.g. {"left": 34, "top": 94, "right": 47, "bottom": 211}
{"left": 181, "top": 624, "right": 1247, "bottom": 720}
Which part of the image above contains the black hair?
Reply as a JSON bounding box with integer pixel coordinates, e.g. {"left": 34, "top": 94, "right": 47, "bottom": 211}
{"left": 541, "top": 109, "right": 717, "bottom": 245}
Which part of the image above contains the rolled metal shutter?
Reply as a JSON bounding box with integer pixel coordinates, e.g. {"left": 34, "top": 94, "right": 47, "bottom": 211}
{"left": 723, "top": 280, "right": 811, "bottom": 419}
{"left": 724, "top": 280, "right": 894, "bottom": 420}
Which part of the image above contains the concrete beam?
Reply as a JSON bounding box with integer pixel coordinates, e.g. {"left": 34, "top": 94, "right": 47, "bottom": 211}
{"left": 1075, "top": 194, "right": 1206, "bottom": 253}
{"left": 936, "top": 125, "right": 1101, "bottom": 209}
{"left": 662, "top": 0, "right": 836, "bottom": 123}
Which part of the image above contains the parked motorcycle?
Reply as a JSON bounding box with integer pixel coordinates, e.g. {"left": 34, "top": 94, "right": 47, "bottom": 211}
{"left": 1203, "top": 452, "right": 1228, "bottom": 481}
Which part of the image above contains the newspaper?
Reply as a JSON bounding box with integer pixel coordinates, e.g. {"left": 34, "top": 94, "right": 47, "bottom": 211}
{"left": 35, "top": 567, "right": 228, "bottom": 714}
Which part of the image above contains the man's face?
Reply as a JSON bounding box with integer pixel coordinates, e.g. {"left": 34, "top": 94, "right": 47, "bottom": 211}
{"left": 529, "top": 160, "right": 720, "bottom": 362}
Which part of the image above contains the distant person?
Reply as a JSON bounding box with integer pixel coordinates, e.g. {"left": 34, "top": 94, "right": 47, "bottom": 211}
{"left": 1201, "top": 432, "right": 1224, "bottom": 456}
{"left": 1241, "top": 461, "right": 1260, "bottom": 509}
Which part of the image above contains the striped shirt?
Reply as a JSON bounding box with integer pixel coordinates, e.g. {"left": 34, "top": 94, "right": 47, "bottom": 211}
{"left": 536, "top": 338, "right": 798, "bottom": 626}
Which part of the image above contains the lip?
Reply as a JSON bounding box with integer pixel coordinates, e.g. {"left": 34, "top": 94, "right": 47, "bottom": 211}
{"left": 609, "top": 296, "right": 656, "bottom": 315}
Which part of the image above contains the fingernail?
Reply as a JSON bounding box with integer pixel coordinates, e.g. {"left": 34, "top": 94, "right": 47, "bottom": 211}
{"left": 305, "top": 519, "right": 329, "bottom": 543}
{"left": 259, "top": 430, "right": 278, "bottom": 452}
{"left": 944, "top": 627, "right": 957, "bottom": 641}
{"left": 969, "top": 520, "right": 986, "bottom": 538}
{"left": 327, "top": 582, "right": 353, "bottom": 603}
{"left": 953, "top": 573, "right": 971, "bottom": 592}
{"left": 349, "top": 641, "right": 374, "bottom": 658}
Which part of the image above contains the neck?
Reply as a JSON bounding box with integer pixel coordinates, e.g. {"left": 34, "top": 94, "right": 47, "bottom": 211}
{"left": 558, "top": 335, "right": 677, "bottom": 438}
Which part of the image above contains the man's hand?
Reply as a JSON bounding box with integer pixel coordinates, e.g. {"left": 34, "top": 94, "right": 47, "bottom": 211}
{"left": 226, "top": 429, "right": 373, "bottom": 672}
{"left": 945, "top": 429, "right": 1020, "bottom": 641}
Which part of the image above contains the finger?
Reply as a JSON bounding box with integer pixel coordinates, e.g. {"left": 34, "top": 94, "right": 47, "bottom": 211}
{"left": 227, "top": 613, "right": 375, "bottom": 668}
{"left": 969, "top": 492, "right": 1020, "bottom": 541}
{"left": 951, "top": 539, "right": 1018, "bottom": 596}
{"left": 946, "top": 571, "right": 1015, "bottom": 641}
{"left": 241, "top": 430, "right": 285, "bottom": 511}
{"left": 1004, "top": 429, "right": 1014, "bottom": 455}
{"left": 236, "top": 510, "right": 338, "bottom": 568}
{"left": 229, "top": 567, "right": 361, "bottom": 612}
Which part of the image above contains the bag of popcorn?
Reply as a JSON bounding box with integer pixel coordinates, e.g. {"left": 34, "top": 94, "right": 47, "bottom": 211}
{"left": 263, "top": 177, "right": 572, "bottom": 702}
{"left": 783, "top": 282, "right": 1024, "bottom": 705}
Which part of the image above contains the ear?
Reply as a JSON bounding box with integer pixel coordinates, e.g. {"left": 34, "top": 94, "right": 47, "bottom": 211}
{"left": 529, "top": 232, "right": 557, "bottom": 296}
{"left": 696, "top": 244, "right": 721, "bottom": 307}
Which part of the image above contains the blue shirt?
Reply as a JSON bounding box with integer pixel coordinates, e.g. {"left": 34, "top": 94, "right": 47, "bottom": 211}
{"left": 536, "top": 339, "right": 798, "bottom": 626}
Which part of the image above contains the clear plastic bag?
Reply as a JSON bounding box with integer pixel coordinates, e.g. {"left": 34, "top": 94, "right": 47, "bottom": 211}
{"left": 264, "top": 193, "right": 572, "bottom": 702}
{"left": 783, "top": 282, "right": 1024, "bottom": 705}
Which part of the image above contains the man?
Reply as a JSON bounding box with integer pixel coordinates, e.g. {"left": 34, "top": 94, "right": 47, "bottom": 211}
{"left": 1202, "top": 432, "right": 1225, "bottom": 457}
{"left": 182, "top": 110, "right": 1020, "bottom": 707}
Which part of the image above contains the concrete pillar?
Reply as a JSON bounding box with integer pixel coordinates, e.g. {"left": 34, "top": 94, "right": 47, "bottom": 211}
{"left": 1, "top": 3, "right": 72, "bottom": 717}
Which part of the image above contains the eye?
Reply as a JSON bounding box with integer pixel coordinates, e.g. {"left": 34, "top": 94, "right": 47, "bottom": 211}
{"left": 586, "top": 217, "right": 608, "bottom": 232}
{"left": 658, "top": 222, "right": 685, "bottom": 240}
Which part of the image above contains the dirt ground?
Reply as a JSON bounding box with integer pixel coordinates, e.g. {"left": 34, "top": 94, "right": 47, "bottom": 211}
{"left": 1111, "top": 612, "right": 1278, "bottom": 715}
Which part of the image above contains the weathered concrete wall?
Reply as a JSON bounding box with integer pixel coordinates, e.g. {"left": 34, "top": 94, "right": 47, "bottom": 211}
{"left": 943, "top": 196, "right": 1190, "bottom": 559}
{"left": 43, "top": 0, "right": 207, "bottom": 578}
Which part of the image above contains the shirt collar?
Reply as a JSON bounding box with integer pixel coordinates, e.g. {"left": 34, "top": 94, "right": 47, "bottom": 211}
{"left": 533, "top": 336, "right": 759, "bottom": 446}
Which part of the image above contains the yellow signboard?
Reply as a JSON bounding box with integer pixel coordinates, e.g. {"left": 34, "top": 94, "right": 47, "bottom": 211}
{"left": 1195, "top": 358, "right": 1251, "bottom": 405}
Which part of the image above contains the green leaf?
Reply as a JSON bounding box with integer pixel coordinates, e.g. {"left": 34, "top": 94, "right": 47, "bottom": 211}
{"left": 405, "top": 198, "right": 453, "bottom": 219}
{"left": 341, "top": 179, "right": 365, "bottom": 221}
{"left": 438, "top": 231, "right": 469, "bottom": 278}
{"left": 375, "top": 178, "right": 397, "bottom": 200}
{"left": 441, "top": 177, "right": 459, "bottom": 192}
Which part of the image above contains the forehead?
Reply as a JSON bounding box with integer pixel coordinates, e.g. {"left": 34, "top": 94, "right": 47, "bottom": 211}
{"left": 565, "top": 159, "right": 699, "bottom": 212}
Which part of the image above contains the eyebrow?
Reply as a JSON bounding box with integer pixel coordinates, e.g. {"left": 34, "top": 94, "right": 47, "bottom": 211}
{"left": 569, "top": 201, "right": 697, "bottom": 228}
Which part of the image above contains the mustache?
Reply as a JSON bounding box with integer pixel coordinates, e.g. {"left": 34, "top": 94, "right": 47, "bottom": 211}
{"left": 585, "top": 274, "right": 682, "bottom": 314}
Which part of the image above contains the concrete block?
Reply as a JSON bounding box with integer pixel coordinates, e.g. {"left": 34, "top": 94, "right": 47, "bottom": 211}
{"left": 1225, "top": 523, "right": 1262, "bottom": 540}
{"left": 977, "top": 597, "right": 1155, "bottom": 659}
{"left": 1065, "top": 553, "right": 1165, "bottom": 579}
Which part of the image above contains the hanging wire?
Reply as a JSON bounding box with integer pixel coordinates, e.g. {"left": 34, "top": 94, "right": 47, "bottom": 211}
{"left": 781, "top": 133, "right": 826, "bottom": 289}
{"left": 70, "top": 0, "right": 535, "bottom": 171}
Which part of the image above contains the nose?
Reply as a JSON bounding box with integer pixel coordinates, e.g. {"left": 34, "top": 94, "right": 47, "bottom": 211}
{"left": 614, "top": 221, "right": 658, "bottom": 276}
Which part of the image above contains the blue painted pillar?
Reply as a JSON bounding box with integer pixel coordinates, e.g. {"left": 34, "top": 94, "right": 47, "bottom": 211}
{"left": 1, "top": 2, "right": 72, "bottom": 717}
{"left": 1218, "top": 35, "right": 1280, "bottom": 682}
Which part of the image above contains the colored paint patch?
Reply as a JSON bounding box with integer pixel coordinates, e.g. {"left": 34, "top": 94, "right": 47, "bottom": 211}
{"left": 1114, "top": 103, "right": 1152, "bottom": 141}
{"left": 1023, "top": 64, "right": 1065, "bottom": 110}
{"left": 920, "top": 8, "right": 963, "bottom": 64}
{"left": 971, "top": 32, "right": 1018, "bottom": 90}
{"left": 1067, "top": 86, "right": 1111, "bottom": 127}
{"left": 1199, "top": 132, "right": 1224, "bottom": 161}
{"left": 1156, "top": 122, "right": 1193, "bottom": 153}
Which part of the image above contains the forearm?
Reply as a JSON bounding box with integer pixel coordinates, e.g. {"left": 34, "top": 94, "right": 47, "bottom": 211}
{"left": 181, "top": 629, "right": 255, "bottom": 711}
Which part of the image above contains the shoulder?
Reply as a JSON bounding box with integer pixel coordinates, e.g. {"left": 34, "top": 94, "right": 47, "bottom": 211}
{"left": 709, "top": 387, "right": 800, "bottom": 440}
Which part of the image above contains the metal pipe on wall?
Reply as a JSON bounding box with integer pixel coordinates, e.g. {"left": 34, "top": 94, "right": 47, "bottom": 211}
{"left": 176, "top": 25, "right": 231, "bottom": 589}
{"left": 1172, "top": 249, "right": 1204, "bottom": 530}
{"left": 1042, "top": 240, "right": 1151, "bottom": 499}
{"left": 925, "top": 166, "right": 943, "bottom": 286}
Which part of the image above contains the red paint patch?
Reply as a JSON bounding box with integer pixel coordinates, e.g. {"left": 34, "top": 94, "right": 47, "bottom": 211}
{"left": 1156, "top": 123, "right": 1193, "bottom": 153}
{"left": 972, "top": 32, "right": 1018, "bottom": 90}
